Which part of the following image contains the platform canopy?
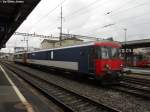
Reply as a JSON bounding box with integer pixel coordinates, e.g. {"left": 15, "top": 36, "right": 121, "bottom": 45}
{"left": 0, "top": 0, "right": 41, "bottom": 48}
{"left": 121, "top": 38, "right": 150, "bottom": 49}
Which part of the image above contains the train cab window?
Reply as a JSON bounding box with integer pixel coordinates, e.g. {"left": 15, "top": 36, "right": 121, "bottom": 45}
{"left": 95, "top": 47, "right": 121, "bottom": 59}
{"left": 101, "top": 47, "right": 110, "bottom": 59}
{"left": 111, "top": 48, "right": 120, "bottom": 59}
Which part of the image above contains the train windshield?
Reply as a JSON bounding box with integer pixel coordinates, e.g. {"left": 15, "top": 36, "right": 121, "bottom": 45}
{"left": 101, "top": 47, "right": 110, "bottom": 59}
{"left": 111, "top": 48, "right": 120, "bottom": 59}
{"left": 96, "top": 47, "right": 120, "bottom": 59}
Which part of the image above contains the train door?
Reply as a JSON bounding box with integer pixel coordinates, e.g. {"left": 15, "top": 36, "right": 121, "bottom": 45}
{"left": 88, "top": 46, "right": 95, "bottom": 73}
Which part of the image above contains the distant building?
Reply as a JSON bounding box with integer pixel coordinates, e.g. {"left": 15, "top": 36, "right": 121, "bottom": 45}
{"left": 41, "top": 38, "right": 83, "bottom": 49}
{"left": 61, "top": 33, "right": 98, "bottom": 41}
{"left": 40, "top": 34, "right": 115, "bottom": 49}
{"left": 55, "top": 37, "right": 83, "bottom": 47}
{"left": 14, "top": 47, "right": 41, "bottom": 53}
{"left": 41, "top": 39, "right": 59, "bottom": 49}
{"left": 14, "top": 47, "right": 25, "bottom": 53}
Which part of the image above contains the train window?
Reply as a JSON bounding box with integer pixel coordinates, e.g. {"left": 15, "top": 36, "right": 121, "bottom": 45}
{"left": 101, "top": 47, "right": 110, "bottom": 59}
{"left": 111, "top": 48, "right": 120, "bottom": 59}
{"left": 51, "top": 51, "right": 54, "bottom": 59}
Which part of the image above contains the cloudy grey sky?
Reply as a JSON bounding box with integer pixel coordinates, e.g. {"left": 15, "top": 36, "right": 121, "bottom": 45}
{"left": 1, "top": 0, "right": 150, "bottom": 52}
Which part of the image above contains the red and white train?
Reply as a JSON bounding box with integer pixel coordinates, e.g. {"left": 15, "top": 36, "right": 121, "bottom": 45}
{"left": 12, "top": 41, "right": 124, "bottom": 82}
{"left": 126, "top": 54, "right": 150, "bottom": 67}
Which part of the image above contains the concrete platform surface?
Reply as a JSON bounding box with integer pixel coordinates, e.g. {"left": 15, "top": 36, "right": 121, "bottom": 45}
{"left": 0, "top": 65, "right": 31, "bottom": 112}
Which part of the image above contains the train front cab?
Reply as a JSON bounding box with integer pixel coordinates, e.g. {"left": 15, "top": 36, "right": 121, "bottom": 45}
{"left": 88, "top": 42, "right": 123, "bottom": 81}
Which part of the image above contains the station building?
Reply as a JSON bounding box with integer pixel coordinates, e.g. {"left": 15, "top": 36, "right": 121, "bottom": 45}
{"left": 41, "top": 37, "right": 83, "bottom": 49}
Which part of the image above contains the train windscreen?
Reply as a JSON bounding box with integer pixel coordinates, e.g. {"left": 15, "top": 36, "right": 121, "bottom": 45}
{"left": 96, "top": 47, "right": 120, "bottom": 59}
{"left": 101, "top": 47, "right": 110, "bottom": 59}
{"left": 111, "top": 48, "right": 120, "bottom": 59}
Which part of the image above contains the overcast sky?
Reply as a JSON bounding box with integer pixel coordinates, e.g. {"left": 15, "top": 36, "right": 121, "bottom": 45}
{"left": 1, "top": 0, "right": 150, "bottom": 52}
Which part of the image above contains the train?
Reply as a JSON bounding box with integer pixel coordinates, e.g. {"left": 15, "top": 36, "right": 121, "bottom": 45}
{"left": 126, "top": 54, "right": 150, "bottom": 67}
{"left": 120, "top": 49, "right": 150, "bottom": 68}
{"left": 13, "top": 41, "right": 124, "bottom": 82}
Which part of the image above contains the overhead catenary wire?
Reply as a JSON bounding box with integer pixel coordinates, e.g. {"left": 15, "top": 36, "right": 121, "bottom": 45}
{"left": 27, "top": 0, "right": 150, "bottom": 42}
{"left": 107, "top": 0, "right": 150, "bottom": 16}
{"left": 86, "top": 20, "right": 150, "bottom": 39}
{"left": 87, "top": 1, "right": 150, "bottom": 39}
{"left": 65, "top": 0, "right": 102, "bottom": 18}
{"left": 65, "top": 0, "right": 150, "bottom": 24}
{"left": 112, "top": 10, "right": 150, "bottom": 24}
{"left": 71, "top": 9, "right": 150, "bottom": 36}
{"left": 63, "top": 16, "right": 150, "bottom": 41}
{"left": 35, "top": 0, "right": 104, "bottom": 32}
{"left": 64, "top": 0, "right": 113, "bottom": 21}
{"left": 28, "top": 0, "right": 67, "bottom": 31}
{"left": 104, "top": 0, "right": 134, "bottom": 15}
{"left": 65, "top": 0, "right": 147, "bottom": 21}
{"left": 61, "top": 0, "right": 150, "bottom": 36}
{"left": 34, "top": 0, "right": 148, "bottom": 35}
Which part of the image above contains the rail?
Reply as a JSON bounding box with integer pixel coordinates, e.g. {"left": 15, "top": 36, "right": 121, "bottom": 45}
{"left": 2, "top": 62, "right": 121, "bottom": 112}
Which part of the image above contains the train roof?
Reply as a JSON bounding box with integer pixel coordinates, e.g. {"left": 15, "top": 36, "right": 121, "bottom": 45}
{"left": 15, "top": 41, "right": 121, "bottom": 54}
{"left": 95, "top": 41, "right": 121, "bottom": 47}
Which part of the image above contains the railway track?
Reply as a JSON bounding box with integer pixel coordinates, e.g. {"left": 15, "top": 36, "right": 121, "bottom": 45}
{"left": 122, "top": 76, "right": 150, "bottom": 87}
{"left": 2, "top": 62, "right": 120, "bottom": 112}
{"left": 124, "top": 67, "right": 150, "bottom": 75}
{"left": 111, "top": 80, "right": 150, "bottom": 99}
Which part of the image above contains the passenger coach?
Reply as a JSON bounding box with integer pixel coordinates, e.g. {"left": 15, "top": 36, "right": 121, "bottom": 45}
{"left": 14, "top": 41, "right": 123, "bottom": 81}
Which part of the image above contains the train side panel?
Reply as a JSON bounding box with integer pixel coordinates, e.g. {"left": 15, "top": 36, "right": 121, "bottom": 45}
{"left": 26, "top": 46, "right": 91, "bottom": 74}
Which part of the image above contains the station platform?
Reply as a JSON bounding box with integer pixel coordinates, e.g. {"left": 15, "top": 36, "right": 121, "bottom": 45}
{"left": 124, "top": 67, "right": 150, "bottom": 75}
{"left": 0, "top": 65, "right": 31, "bottom": 112}
{"left": 0, "top": 62, "right": 62, "bottom": 112}
{"left": 123, "top": 67, "right": 150, "bottom": 80}
{"left": 126, "top": 73, "right": 150, "bottom": 80}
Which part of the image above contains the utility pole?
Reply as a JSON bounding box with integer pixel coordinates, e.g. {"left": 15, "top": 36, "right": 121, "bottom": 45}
{"left": 60, "top": 6, "right": 63, "bottom": 46}
{"left": 21, "top": 36, "right": 28, "bottom": 52}
{"left": 124, "top": 28, "right": 127, "bottom": 67}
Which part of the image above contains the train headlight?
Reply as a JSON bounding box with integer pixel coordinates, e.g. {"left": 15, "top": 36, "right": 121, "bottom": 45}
{"left": 104, "top": 64, "right": 111, "bottom": 70}
{"left": 105, "top": 64, "right": 109, "bottom": 68}
{"left": 120, "top": 64, "right": 123, "bottom": 67}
